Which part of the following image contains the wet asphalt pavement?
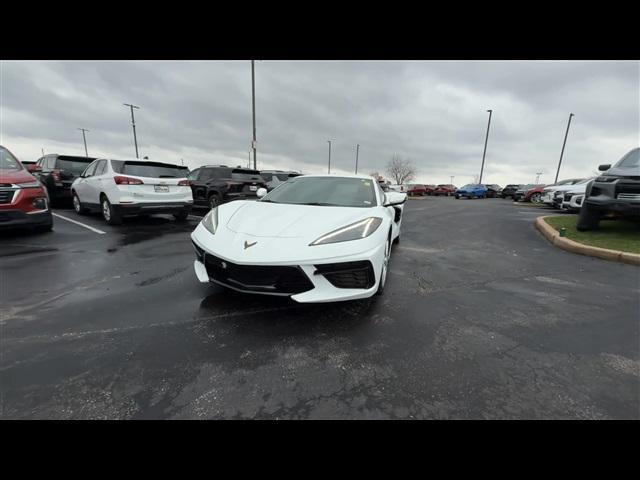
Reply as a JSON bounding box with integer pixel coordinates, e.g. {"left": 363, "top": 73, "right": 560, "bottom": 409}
{"left": 1, "top": 197, "right": 639, "bottom": 419}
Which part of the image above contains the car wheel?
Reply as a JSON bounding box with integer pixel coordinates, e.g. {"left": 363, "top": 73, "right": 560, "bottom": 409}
{"left": 209, "top": 193, "right": 222, "bottom": 209}
{"left": 577, "top": 204, "right": 601, "bottom": 231}
{"left": 376, "top": 235, "right": 391, "bottom": 296}
{"left": 101, "top": 196, "right": 122, "bottom": 225}
{"left": 174, "top": 210, "right": 189, "bottom": 222}
{"left": 530, "top": 192, "right": 542, "bottom": 204}
{"left": 73, "top": 193, "right": 88, "bottom": 214}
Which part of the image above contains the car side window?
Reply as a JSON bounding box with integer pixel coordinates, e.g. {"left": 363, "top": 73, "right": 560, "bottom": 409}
{"left": 188, "top": 168, "right": 200, "bottom": 181}
{"left": 46, "top": 157, "right": 56, "bottom": 170}
{"left": 83, "top": 162, "right": 99, "bottom": 178}
{"left": 198, "top": 168, "right": 216, "bottom": 181}
{"left": 94, "top": 160, "right": 107, "bottom": 176}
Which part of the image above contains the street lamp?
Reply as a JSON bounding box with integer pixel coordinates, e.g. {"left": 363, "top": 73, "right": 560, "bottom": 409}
{"left": 123, "top": 103, "right": 140, "bottom": 158}
{"left": 555, "top": 113, "right": 574, "bottom": 184}
{"left": 327, "top": 140, "right": 332, "bottom": 174}
{"left": 251, "top": 60, "right": 257, "bottom": 170}
{"left": 479, "top": 109, "right": 492, "bottom": 184}
{"left": 78, "top": 128, "right": 89, "bottom": 157}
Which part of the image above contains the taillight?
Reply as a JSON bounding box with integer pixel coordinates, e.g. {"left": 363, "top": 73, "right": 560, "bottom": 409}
{"left": 114, "top": 176, "right": 144, "bottom": 185}
{"left": 178, "top": 179, "right": 192, "bottom": 186}
{"left": 52, "top": 169, "right": 61, "bottom": 182}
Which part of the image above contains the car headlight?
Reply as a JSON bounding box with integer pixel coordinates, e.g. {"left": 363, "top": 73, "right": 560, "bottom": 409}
{"left": 310, "top": 217, "right": 383, "bottom": 246}
{"left": 16, "top": 181, "right": 42, "bottom": 188}
{"left": 595, "top": 176, "right": 618, "bottom": 182}
{"left": 201, "top": 208, "right": 218, "bottom": 234}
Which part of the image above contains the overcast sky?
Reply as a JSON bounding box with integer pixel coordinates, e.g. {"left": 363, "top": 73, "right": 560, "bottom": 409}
{"left": 1, "top": 60, "right": 638, "bottom": 186}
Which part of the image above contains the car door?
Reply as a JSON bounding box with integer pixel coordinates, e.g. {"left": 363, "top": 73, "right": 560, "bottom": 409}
{"left": 88, "top": 160, "right": 108, "bottom": 205}
{"left": 74, "top": 161, "right": 98, "bottom": 204}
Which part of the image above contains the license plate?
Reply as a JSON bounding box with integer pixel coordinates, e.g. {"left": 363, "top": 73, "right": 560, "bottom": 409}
{"left": 249, "top": 185, "right": 257, "bottom": 191}
{"left": 154, "top": 185, "right": 169, "bottom": 193}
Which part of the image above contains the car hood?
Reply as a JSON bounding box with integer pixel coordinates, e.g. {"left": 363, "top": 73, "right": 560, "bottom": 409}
{"left": 224, "top": 201, "right": 379, "bottom": 239}
{"left": 0, "top": 168, "right": 35, "bottom": 185}
{"left": 603, "top": 165, "right": 640, "bottom": 179}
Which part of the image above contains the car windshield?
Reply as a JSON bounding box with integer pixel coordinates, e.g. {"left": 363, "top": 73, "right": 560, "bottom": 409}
{"left": 0, "top": 147, "right": 22, "bottom": 171}
{"left": 616, "top": 148, "right": 639, "bottom": 168}
{"left": 461, "top": 184, "right": 478, "bottom": 189}
{"left": 111, "top": 160, "right": 189, "bottom": 178}
{"left": 261, "top": 176, "right": 377, "bottom": 208}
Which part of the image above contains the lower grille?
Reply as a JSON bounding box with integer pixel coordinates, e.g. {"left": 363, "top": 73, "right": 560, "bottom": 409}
{"left": 314, "top": 261, "right": 376, "bottom": 289}
{"left": 203, "top": 252, "right": 314, "bottom": 295}
{"left": 617, "top": 193, "right": 640, "bottom": 200}
{"left": 0, "top": 189, "right": 17, "bottom": 204}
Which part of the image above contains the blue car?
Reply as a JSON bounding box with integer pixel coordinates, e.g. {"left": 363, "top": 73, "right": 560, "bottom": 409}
{"left": 455, "top": 184, "right": 488, "bottom": 199}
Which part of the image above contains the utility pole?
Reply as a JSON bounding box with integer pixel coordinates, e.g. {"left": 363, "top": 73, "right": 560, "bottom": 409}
{"left": 535, "top": 172, "right": 543, "bottom": 184}
{"left": 251, "top": 60, "right": 257, "bottom": 170}
{"left": 355, "top": 144, "right": 360, "bottom": 174}
{"left": 555, "top": 113, "right": 574, "bottom": 184}
{"left": 123, "top": 103, "right": 140, "bottom": 158}
{"left": 41, "top": 148, "right": 45, "bottom": 156}
{"left": 327, "top": 140, "right": 332, "bottom": 174}
{"left": 450, "top": 175, "right": 455, "bottom": 185}
{"left": 78, "top": 128, "right": 89, "bottom": 157}
{"left": 479, "top": 109, "right": 492, "bottom": 184}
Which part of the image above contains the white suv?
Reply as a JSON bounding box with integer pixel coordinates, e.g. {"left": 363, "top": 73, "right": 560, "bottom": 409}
{"left": 71, "top": 158, "right": 193, "bottom": 225}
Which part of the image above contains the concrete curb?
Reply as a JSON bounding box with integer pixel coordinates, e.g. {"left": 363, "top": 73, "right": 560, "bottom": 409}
{"left": 535, "top": 216, "right": 640, "bottom": 266}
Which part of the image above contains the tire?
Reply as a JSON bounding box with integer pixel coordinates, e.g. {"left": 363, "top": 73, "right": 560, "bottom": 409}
{"left": 72, "top": 193, "right": 89, "bottom": 214}
{"left": 376, "top": 235, "right": 391, "bottom": 296}
{"left": 577, "top": 204, "right": 601, "bottom": 231}
{"left": 174, "top": 210, "right": 189, "bottom": 222}
{"left": 101, "top": 195, "right": 122, "bottom": 225}
{"left": 209, "top": 193, "right": 222, "bottom": 209}
{"left": 455, "top": 194, "right": 460, "bottom": 199}
{"left": 530, "top": 192, "right": 542, "bottom": 204}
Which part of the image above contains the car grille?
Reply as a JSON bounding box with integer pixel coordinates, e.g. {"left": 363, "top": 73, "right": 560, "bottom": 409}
{"left": 314, "top": 261, "right": 376, "bottom": 289}
{"left": 0, "top": 188, "right": 17, "bottom": 204}
{"left": 617, "top": 193, "right": 640, "bottom": 200}
{"left": 616, "top": 182, "right": 640, "bottom": 196}
{"left": 201, "top": 250, "right": 314, "bottom": 295}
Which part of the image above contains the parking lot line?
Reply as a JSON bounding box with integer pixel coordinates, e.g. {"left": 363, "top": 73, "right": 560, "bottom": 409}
{"left": 52, "top": 212, "right": 106, "bottom": 234}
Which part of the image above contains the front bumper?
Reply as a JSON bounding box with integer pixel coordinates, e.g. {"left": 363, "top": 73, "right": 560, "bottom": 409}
{"left": 0, "top": 209, "right": 53, "bottom": 229}
{"left": 584, "top": 197, "right": 640, "bottom": 215}
{"left": 190, "top": 229, "right": 386, "bottom": 303}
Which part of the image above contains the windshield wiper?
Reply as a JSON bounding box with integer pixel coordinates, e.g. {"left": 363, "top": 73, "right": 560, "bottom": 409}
{"left": 298, "top": 202, "right": 339, "bottom": 206}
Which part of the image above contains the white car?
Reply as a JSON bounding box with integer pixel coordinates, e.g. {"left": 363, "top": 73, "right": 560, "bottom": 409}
{"left": 541, "top": 178, "right": 589, "bottom": 206}
{"left": 191, "top": 174, "right": 407, "bottom": 303}
{"left": 560, "top": 190, "right": 586, "bottom": 211}
{"left": 71, "top": 158, "right": 193, "bottom": 225}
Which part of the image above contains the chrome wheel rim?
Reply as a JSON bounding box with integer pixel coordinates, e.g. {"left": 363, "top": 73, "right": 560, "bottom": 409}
{"left": 102, "top": 200, "right": 111, "bottom": 221}
{"left": 73, "top": 195, "right": 80, "bottom": 212}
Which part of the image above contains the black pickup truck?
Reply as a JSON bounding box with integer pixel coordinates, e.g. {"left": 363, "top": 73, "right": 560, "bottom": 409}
{"left": 187, "top": 165, "right": 267, "bottom": 209}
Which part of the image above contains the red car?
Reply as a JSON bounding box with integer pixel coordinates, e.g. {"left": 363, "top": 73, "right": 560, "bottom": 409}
{"left": 434, "top": 184, "right": 457, "bottom": 196}
{"left": 522, "top": 186, "right": 546, "bottom": 203}
{"left": 424, "top": 184, "right": 437, "bottom": 195}
{"left": 0, "top": 146, "right": 53, "bottom": 232}
{"left": 406, "top": 184, "right": 427, "bottom": 196}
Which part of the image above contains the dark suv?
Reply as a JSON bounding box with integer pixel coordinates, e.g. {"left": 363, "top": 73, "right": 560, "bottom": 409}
{"left": 34, "top": 154, "right": 96, "bottom": 204}
{"left": 483, "top": 184, "right": 502, "bottom": 198}
{"left": 501, "top": 184, "right": 522, "bottom": 198}
{"left": 188, "top": 165, "right": 267, "bottom": 209}
{"left": 577, "top": 147, "right": 640, "bottom": 231}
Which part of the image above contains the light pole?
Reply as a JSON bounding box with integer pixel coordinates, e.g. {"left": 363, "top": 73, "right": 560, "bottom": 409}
{"left": 78, "top": 128, "right": 89, "bottom": 157}
{"left": 479, "top": 109, "right": 492, "bottom": 184}
{"left": 251, "top": 60, "right": 257, "bottom": 170}
{"left": 535, "top": 172, "right": 543, "bottom": 184}
{"left": 327, "top": 140, "right": 332, "bottom": 174}
{"left": 450, "top": 175, "right": 455, "bottom": 185}
{"left": 355, "top": 144, "right": 360, "bottom": 174}
{"left": 555, "top": 113, "right": 574, "bottom": 184}
{"left": 123, "top": 103, "right": 140, "bottom": 158}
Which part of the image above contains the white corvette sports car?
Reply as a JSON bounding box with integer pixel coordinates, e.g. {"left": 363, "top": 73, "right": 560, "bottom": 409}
{"left": 191, "top": 174, "right": 407, "bottom": 303}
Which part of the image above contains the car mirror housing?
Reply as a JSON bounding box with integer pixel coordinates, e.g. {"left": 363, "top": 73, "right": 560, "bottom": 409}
{"left": 598, "top": 164, "right": 611, "bottom": 171}
{"left": 384, "top": 191, "right": 407, "bottom": 206}
{"left": 256, "top": 187, "right": 267, "bottom": 198}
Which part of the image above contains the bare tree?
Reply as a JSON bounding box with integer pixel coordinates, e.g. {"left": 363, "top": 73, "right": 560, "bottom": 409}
{"left": 386, "top": 154, "right": 417, "bottom": 185}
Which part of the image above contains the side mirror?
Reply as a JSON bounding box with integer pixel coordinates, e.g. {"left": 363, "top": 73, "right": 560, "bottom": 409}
{"left": 27, "top": 164, "right": 42, "bottom": 173}
{"left": 256, "top": 187, "right": 267, "bottom": 198}
{"left": 384, "top": 191, "right": 407, "bottom": 206}
{"left": 598, "top": 164, "right": 611, "bottom": 171}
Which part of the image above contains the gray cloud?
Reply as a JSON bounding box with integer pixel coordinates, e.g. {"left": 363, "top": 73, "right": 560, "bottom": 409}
{"left": 1, "top": 60, "right": 638, "bottom": 186}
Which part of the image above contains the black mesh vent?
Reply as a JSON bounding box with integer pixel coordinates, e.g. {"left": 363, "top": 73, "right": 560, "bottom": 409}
{"left": 314, "top": 261, "right": 376, "bottom": 289}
